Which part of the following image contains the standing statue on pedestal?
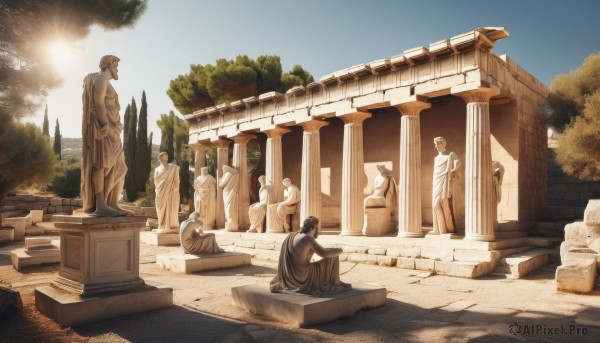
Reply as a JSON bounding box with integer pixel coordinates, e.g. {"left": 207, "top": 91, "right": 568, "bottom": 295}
{"left": 179, "top": 212, "right": 223, "bottom": 255}
{"left": 268, "top": 178, "right": 300, "bottom": 232}
{"left": 431, "top": 137, "right": 462, "bottom": 235}
{"left": 270, "top": 216, "right": 351, "bottom": 294}
{"left": 154, "top": 152, "right": 180, "bottom": 233}
{"left": 194, "top": 167, "right": 216, "bottom": 230}
{"left": 218, "top": 165, "right": 240, "bottom": 231}
{"left": 81, "top": 55, "right": 132, "bottom": 217}
{"left": 492, "top": 160, "right": 505, "bottom": 227}
{"left": 247, "top": 175, "right": 269, "bottom": 233}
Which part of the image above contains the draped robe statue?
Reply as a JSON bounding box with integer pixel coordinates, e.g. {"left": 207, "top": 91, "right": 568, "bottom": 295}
{"left": 154, "top": 152, "right": 180, "bottom": 232}
{"left": 247, "top": 175, "right": 269, "bottom": 233}
{"left": 179, "top": 212, "right": 222, "bottom": 255}
{"left": 364, "top": 165, "right": 395, "bottom": 209}
{"left": 270, "top": 216, "right": 351, "bottom": 294}
{"left": 194, "top": 167, "right": 216, "bottom": 230}
{"left": 218, "top": 166, "right": 240, "bottom": 231}
{"left": 431, "top": 137, "right": 462, "bottom": 235}
{"left": 267, "top": 178, "right": 300, "bottom": 232}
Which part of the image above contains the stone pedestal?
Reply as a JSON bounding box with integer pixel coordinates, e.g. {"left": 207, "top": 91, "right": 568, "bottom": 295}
{"left": 11, "top": 237, "right": 60, "bottom": 270}
{"left": 140, "top": 231, "right": 180, "bottom": 246}
{"left": 363, "top": 208, "right": 393, "bottom": 236}
{"left": 35, "top": 214, "right": 173, "bottom": 326}
{"left": 156, "top": 252, "right": 251, "bottom": 274}
{"left": 232, "top": 283, "right": 386, "bottom": 327}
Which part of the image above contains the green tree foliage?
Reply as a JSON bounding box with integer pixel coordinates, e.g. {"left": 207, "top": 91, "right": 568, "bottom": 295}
{"left": 0, "top": 116, "right": 57, "bottom": 224}
{"left": 125, "top": 97, "right": 138, "bottom": 200}
{"left": 53, "top": 119, "right": 61, "bottom": 160}
{"left": 0, "top": 1, "right": 147, "bottom": 119}
{"left": 179, "top": 150, "right": 191, "bottom": 201}
{"left": 134, "top": 91, "right": 150, "bottom": 192}
{"left": 546, "top": 53, "right": 600, "bottom": 180}
{"left": 167, "top": 55, "right": 314, "bottom": 114}
{"left": 42, "top": 104, "right": 49, "bottom": 136}
{"left": 49, "top": 159, "right": 81, "bottom": 198}
{"left": 123, "top": 104, "right": 131, "bottom": 157}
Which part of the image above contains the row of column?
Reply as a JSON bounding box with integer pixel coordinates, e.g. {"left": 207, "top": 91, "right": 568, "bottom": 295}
{"left": 191, "top": 86, "right": 498, "bottom": 241}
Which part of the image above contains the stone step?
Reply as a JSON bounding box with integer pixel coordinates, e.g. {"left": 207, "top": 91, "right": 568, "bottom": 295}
{"left": 492, "top": 250, "right": 550, "bottom": 277}
{"left": 2, "top": 205, "right": 16, "bottom": 211}
{"left": 25, "top": 226, "right": 46, "bottom": 236}
{"left": 1, "top": 210, "right": 28, "bottom": 218}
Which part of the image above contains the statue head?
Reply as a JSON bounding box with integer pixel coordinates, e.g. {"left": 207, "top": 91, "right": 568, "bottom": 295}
{"left": 433, "top": 136, "right": 447, "bottom": 152}
{"left": 300, "top": 216, "right": 319, "bottom": 238}
{"left": 376, "top": 164, "right": 387, "bottom": 175}
{"left": 188, "top": 212, "right": 200, "bottom": 221}
{"left": 282, "top": 178, "right": 292, "bottom": 187}
{"left": 258, "top": 175, "right": 266, "bottom": 185}
{"left": 158, "top": 152, "right": 168, "bottom": 164}
{"left": 200, "top": 167, "right": 209, "bottom": 175}
{"left": 99, "top": 55, "right": 120, "bottom": 80}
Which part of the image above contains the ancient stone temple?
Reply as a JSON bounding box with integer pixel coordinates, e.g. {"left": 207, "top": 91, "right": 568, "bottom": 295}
{"left": 184, "top": 27, "right": 549, "bottom": 242}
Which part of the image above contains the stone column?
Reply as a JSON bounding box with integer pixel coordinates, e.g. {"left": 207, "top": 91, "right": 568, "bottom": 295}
{"left": 453, "top": 87, "right": 499, "bottom": 241}
{"left": 231, "top": 133, "right": 255, "bottom": 230}
{"left": 298, "top": 120, "right": 329, "bottom": 227}
{"left": 263, "top": 126, "right": 291, "bottom": 232}
{"left": 212, "top": 138, "right": 231, "bottom": 229}
{"left": 392, "top": 96, "right": 430, "bottom": 238}
{"left": 339, "top": 112, "right": 371, "bottom": 236}
{"left": 190, "top": 143, "right": 208, "bottom": 180}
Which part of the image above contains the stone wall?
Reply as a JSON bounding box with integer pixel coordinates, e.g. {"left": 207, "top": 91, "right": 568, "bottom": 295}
{"left": 4, "top": 193, "right": 82, "bottom": 216}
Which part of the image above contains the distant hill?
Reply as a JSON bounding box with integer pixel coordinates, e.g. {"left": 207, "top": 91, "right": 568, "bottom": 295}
{"left": 56, "top": 137, "right": 160, "bottom": 162}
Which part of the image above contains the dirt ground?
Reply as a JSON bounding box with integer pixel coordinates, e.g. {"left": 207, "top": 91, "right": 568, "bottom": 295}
{"left": 1, "top": 237, "right": 600, "bottom": 343}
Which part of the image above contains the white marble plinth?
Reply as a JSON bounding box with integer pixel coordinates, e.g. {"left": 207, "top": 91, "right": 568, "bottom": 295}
{"left": 156, "top": 252, "right": 251, "bottom": 274}
{"left": 232, "top": 283, "right": 386, "bottom": 327}
{"left": 140, "top": 231, "right": 180, "bottom": 246}
{"left": 35, "top": 282, "right": 173, "bottom": 327}
{"left": 363, "top": 208, "right": 393, "bottom": 236}
{"left": 12, "top": 238, "right": 60, "bottom": 270}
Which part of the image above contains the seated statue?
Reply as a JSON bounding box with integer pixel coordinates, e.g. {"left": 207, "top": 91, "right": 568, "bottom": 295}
{"left": 267, "top": 178, "right": 300, "bottom": 232}
{"left": 179, "top": 212, "right": 223, "bottom": 255}
{"left": 364, "top": 165, "right": 395, "bottom": 208}
{"left": 247, "top": 175, "right": 269, "bottom": 233}
{"left": 270, "top": 216, "right": 351, "bottom": 294}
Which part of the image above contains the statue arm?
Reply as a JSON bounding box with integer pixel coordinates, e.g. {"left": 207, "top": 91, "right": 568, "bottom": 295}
{"left": 282, "top": 186, "right": 300, "bottom": 205}
{"left": 308, "top": 237, "right": 342, "bottom": 258}
{"left": 450, "top": 152, "right": 462, "bottom": 176}
{"left": 92, "top": 76, "right": 110, "bottom": 135}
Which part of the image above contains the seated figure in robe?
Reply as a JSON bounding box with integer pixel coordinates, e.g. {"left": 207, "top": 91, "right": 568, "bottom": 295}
{"left": 267, "top": 178, "right": 300, "bottom": 232}
{"left": 270, "top": 216, "right": 351, "bottom": 294}
{"left": 247, "top": 175, "right": 269, "bottom": 233}
{"left": 364, "top": 164, "right": 395, "bottom": 209}
{"left": 179, "top": 212, "right": 223, "bottom": 255}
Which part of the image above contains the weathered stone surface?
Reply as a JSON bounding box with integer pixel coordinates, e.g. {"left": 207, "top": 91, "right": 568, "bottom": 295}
{"left": 434, "top": 261, "right": 492, "bottom": 278}
{"left": 421, "top": 247, "right": 454, "bottom": 261}
{"left": 140, "top": 231, "right": 180, "bottom": 246}
{"left": 376, "top": 255, "right": 396, "bottom": 267}
{"left": 30, "top": 210, "right": 43, "bottom": 224}
{"left": 342, "top": 246, "right": 369, "bottom": 254}
{"left": 50, "top": 198, "right": 62, "bottom": 206}
{"left": 254, "top": 249, "right": 279, "bottom": 261}
{"left": 25, "top": 226, "right": 45, "bottom": 236}
{"left": 386, "top": 247, "right": 420, "bottom": 258}
{"left": 497, "top": 251, "right": 549, "bottom": 277}
{"left": 415, "top": 258, "right": 435, "bottom": 271}
{"left": 156, "top": 252, "right": 251, "bottom": 273}
{"left": 231, "top": 283, "right": 386, "bottom": 327}
{"left": 12, "top": 245, "right": 60, "bottom": 270}
{"left": 556, "top": 259, "right": 597, "bottom": 294}
{"left": 2, "top": 217, "right": 26, "bottom": 241}
{"left": 584, "top": 199, "right": 600, "bottom": 226}
{"left": 396, "top": 257, "right": 415, "bottom": 269}
{"left": 368, "top": 247, "right": 387, "bottom": 255}
{"left": 0, "top": 228, "right": 15, "bottom": 242}
{"left": 62, "top": 199, "right": 70, "bottom": 206}
{"left": 236, "top": 240, "right": 256, "bottom": 249}
{"left": 564, "top": 222, "right": 590, "bottom": 246}
{"left": 454, "top": 249, "right": 499, "bottom": 263}
{"left": 347, "top": 253, "right": 378, "bottom": 265}
{"left": 255, "top": 242, "right": 276, "bottom": 250}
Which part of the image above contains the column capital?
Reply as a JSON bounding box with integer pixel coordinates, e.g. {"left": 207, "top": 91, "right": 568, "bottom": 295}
{"left": 337, "top": 111, "right": 371, "bottom": 125}
{"left": 297, "top": 119, "right": 329, "bottom": 132}
{"left": 229, "top": 132, "right": 256, "bottom": 144}
{"left": 189, "top": 142, "right": 209, "bottom": 153}
{"left": 451, "top": 83, "right": 500, "bottom": 103}
{"left": 210, "top": 137, "right": 231, "bottom": 149}
{"left": 262, "top": 125, "right": 292, "bottom": 139}
{"left": 391, "top": 95, "right": 431, "bottom": 116}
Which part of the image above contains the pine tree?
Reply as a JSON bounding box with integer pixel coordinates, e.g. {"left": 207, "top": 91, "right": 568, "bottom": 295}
{"left": 53, "top": 119, "right": 61, "bottom": 160}
{"left": 134, "top": 91, "right": 149, "bottom": 192}
{"left": 42, "top": 103, "right": 49, "bottom": 136}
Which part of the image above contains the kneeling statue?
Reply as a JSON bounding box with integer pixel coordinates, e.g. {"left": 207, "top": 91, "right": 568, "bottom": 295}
{"left": 179, "top": 212, "right": 223, "bottom": 255}
{"left": 270, "top": 216, "right": 351, "bottom": 294}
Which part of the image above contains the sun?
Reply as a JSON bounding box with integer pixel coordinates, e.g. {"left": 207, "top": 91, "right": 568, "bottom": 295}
{"left": 47, "top": 40, "right": 73, "bottom": 69}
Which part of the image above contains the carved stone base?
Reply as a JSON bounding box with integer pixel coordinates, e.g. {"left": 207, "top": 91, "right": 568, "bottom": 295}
{"left": 156, "top": 252, "right": 251, "bottom": 274}
{"left": 140, "top": 231, "right": 180, "bottom": 246}
{"left": 425, "top": 233, "right": 462, "bottom": 240}
{"left": 35, "top": 283, "right": 173, "bottom": 327}
{"left": 232, "top": 283, "right": 386, "bottom": 327}
{"left": 11, "top": 246, "right": 60, "bottom": 270}
{"left": 362, "top": 208, "right": 393, "bottom": 236}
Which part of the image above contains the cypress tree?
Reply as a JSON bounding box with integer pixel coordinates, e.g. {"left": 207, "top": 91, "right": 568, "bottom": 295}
{"left": 179, "top": 151, "right": 190, "bottom": 201}
{"left": 42, "top": 103, "right": 49, "bottom": 136}
{"left": 124, "top": 98, "right": 138, "bottom": 200}
{"left": 53, "top": 119, "right": 61, "bottom": 160}
{"left": 167, "top": 112, "right": 175, "bottom": 163}
{"left": 123, "top": 104, "right": 131, "bottom": 159}
{"left": 148, "top": 132, "right": 153, "bottom": 176}
{"left": 134, "top": 91, "right": 149, "bottom": 192}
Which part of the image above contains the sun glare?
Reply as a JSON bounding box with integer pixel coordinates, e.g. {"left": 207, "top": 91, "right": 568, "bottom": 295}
{"left": 47, "top": 40, "right": 73, "bottom": 70}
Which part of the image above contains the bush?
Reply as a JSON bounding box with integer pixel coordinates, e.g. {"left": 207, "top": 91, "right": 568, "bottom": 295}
{"left": 49, "top": 159, "right": 81, "bottom": 198}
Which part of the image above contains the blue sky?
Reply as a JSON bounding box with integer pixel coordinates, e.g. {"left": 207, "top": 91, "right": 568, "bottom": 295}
{"left": 41, "top": 0, "right": 600, "bottom": 140}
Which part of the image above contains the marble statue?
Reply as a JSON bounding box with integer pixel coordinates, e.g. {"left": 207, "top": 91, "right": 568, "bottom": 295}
{"left": 364, "top": 165, "right": 395, "bottom": 208}
{"left": 270, "top": 216, "right": 351, "bottom": 294}
{"left": 154, "top": 152, "right": 180, "bottom": 233}
{"left": 218, "top": 165, "right": 240, "bottom": 231}
{"left": 492, "top": 161, "right": 505, "bottom": 226}
{"left": 268, "top": 178, "right": 300, "bottom": 232}
{"left": 194, "top": 167, "right": 216, "bottom": 230}
{"left": 81, "top": 55, "right": 132, "bottom": 217}
{"left": 179, "top": 212, "right": 222, "bottom": 255}
{"left": 431, "top": 137, "right": 462, "bottom": 234}
{"left": 247, "top": 175, "right": 269, "bottom": 233}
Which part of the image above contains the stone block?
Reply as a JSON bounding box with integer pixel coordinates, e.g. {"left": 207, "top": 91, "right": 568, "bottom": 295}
{"left": 342, "top": 246, "right": 369, "bottom": 254}
{"left": 156, "top": 252, "right": 251, "bottom": 273}
{"left": 363, "top": 208, "right": 393, "bottom": 236}
{"left": 231, "top": 283, "right": 386, "bottom": 327}
{"left": 415, "top": 258, "right": 435, "bottom": 271}
{"left": 25, "top": 226, "right": 45, "bottom": 236}
{"left": 142, "top": 207, "right": 158, "bottom": 218}
{"left": 236, "top": 240, "right": 256, "bottom": 249}
{"left": 376, "top": 255, "right": 396, "bottom": 267}
{"left": 11, "top": 244, "right": 60, "bottom": 270}
{"left": 347, "top": 253, "right": 378, "bottom": 264}
{"left": 339, "top": 253, "right": 348, "bottom": 262}
{"left": 564, "top": 222, "right": 589, "bottom": 246}
{"left": 55, "top": 206, "right": 63, "bottom": 213}
{"left": 454, "top": 249, "right": 499, "bottom": 263}
{"left": 47, "top": 206, "right": 56, "bottom": 214}
{"left": 434, "top": 261, "right": 492, "bottom": 278}
{"left": 368, "top": 247, "right": 387, "bottom": 255}
{"left": 140, "top": 231, "right": 180, "bottom": 246}
{"left": 30, "top": 210, "right": 43, "bottom": 223}
{"left": 421, "top": 247, "right": 454, "bottom": 261}
{"left": 556, "top": 259, "right": 597, "bottom": 294}
{"left": 386, "top": 247, "right": 421, "bottom": 258}
{"left": 396, "top": 257, "right": 415, "bottom": 269}
{"left": 0, "top": 228, "right": 15, "bottom": 241}
{"left": 35, "top": 283, "right": 173, "bottom": 327}
{"left": 62, "top": 199, "right": 70, "bottom": 206}
{"left": 2, "top": 217, "right": 26, "bottom": 241}
{"left": 583, "top": 199, "right": 600, "bottom": 226}
{"left": 50, "top": 198, "right": 62, "bottom": 206}
{"left": 255, "top": 242, "right": 276, "bottom": 250}
{"left": 499, "top": 251, "right": 549, "bottom": 277}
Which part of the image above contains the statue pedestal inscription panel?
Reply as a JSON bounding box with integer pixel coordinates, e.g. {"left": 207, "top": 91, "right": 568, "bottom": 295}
{"left": 35, "top": 214, "right": 173, "bottom": 326}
